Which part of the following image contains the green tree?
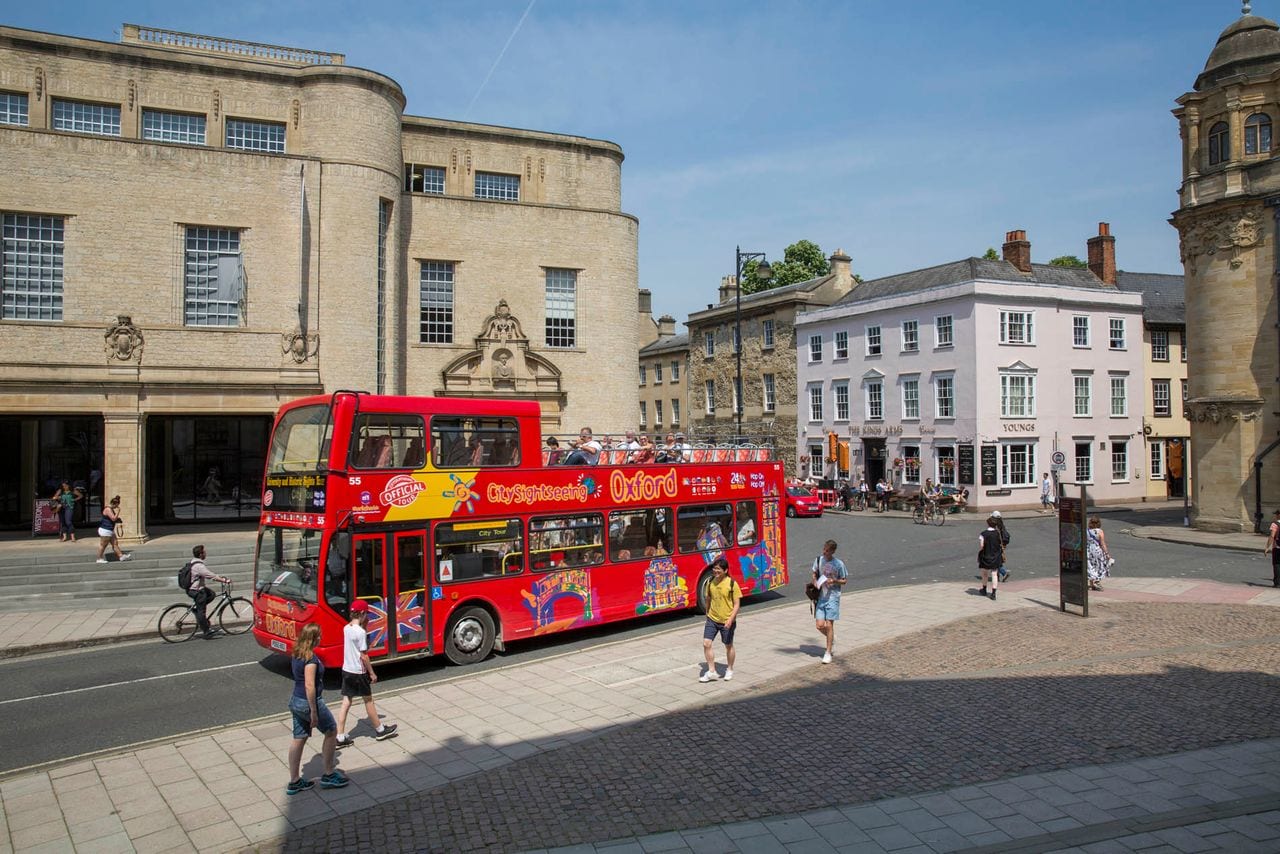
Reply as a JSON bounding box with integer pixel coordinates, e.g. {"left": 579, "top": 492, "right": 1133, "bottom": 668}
{"left": 982, "top": 247, "right": 999, "bottom": 260}
{"left": 1049, "top": 255, "right": 1087, "bottom": 268}
{"left": 740, "top": 239, "right": 832, "bottom": 294}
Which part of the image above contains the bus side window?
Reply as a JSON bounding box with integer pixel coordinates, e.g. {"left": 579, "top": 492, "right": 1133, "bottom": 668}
{"left": 351, "top": 414, "right": 425, "bottom": 469}
{"left": 736, "top": 500, "right": 758, "bottom": 546}
{"left": 531, "top": 514, "right": 604, "bottom": 569}
{"left": 431, "top": 416, "right": 521, "bottom": 468}
{"left": 677, "top": 504, "right": 732, "bottom": 556}
{"left": 435, "top": 519, "right": 523, "bottom": 581}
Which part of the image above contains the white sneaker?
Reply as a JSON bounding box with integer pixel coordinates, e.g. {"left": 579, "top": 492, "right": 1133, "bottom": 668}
{"left": 120, "top": 553, "right": 133, "bottom": 562}
{"left": 821, "top": 652, "right": 833, "bottom": 664}
{"left": 698, "top": 670, "right": 720, "bottom": 682}
{"left": 723, "top": 669, "right": 734, "bottom": 681}
{"left": 95, "top": 559, "right": 108, "bottom": 564}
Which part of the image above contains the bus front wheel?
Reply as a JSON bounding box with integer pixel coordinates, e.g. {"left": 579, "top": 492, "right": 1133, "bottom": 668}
{"left": 445, "top": 606, "right": 496, "bottom": 665}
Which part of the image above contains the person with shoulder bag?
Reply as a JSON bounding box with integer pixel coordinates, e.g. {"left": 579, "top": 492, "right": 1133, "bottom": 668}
{"left": 699, "top": 556, "right": 742, "bottom": 682}
{"left": 95, "top": 495, "right": 132, "bottom": 564}
{"left": 992, "top": 511, "right": 1011, "bottom": 583}
{"left": 812, "top": 540, "right": 848, "bottom": 664}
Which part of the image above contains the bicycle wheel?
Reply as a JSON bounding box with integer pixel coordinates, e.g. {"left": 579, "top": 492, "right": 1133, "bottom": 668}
{"left": 218, "top": 597, "right": 254, "bottom": 635}
{"left": 158, "top": 604, "right": 199, "bottom": 643}
{"left": 932, "top": 505, "right": 946, "bottom": 526}
{"left": 911, "top": 505, "right": 925, "bottom": 524}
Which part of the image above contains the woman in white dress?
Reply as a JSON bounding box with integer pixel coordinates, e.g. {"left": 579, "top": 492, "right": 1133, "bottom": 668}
{"left": 1086, "top": 515, "right": 1111, "bottom": 591}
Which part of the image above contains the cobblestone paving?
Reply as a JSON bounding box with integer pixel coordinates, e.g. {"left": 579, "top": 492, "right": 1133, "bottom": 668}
{"left": 273, "top": 603, "right": 1280, "bottom": 853}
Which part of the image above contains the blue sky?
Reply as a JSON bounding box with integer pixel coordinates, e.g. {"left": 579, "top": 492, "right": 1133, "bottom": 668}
{"left": 6, "top": 1, "right": 1247, "bottom": 323}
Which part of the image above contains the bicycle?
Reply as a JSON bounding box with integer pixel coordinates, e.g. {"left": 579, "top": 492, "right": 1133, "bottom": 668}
{"left": 911, "top": 498, "right": 947, "bottom": 527}
{"left": 848, "top": 492, "right": 867, "bottom": 512}
{"left": 158, "top": 582, "right": 252, "bottom": 643}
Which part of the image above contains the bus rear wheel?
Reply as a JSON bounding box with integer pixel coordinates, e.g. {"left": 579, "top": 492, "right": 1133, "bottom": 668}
{"left": 695, "top": 571, "right": 713, "bottom": 615}
{"left": 445, "top": 606, "right": 496, "bottom": 665}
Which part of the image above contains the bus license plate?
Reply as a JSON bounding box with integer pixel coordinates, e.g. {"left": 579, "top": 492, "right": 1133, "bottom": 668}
{"left": 270, "top": 639, "right": 288, "bottom": 652}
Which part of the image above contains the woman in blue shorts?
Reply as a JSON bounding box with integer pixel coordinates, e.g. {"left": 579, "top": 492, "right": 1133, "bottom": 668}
{"left": 286, "top": 623, "right": 349, "bottom": 795}
{"left": 813, "top": 539, "right": 848, "bottom": 664}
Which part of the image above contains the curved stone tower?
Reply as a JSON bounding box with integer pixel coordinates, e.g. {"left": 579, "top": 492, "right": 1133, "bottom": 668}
{"left": 1173, "top": 6, "right": 1280, "bottom": 531}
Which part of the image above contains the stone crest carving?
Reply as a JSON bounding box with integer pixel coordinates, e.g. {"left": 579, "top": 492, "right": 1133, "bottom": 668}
{"left": 281, "top": 327, "right": 319, "bottom": 364}
{"left": 1178, "top": 208, "right": 1262, "bottom": 274}
{"left": 438, "top": 299, "right": 564, "bottom": 408}
{"left": 1184, "top": 398, "right": 1263, "bottom": 424}
{"left": 483, "top": 300, "right": 524, "bottom": 341}
{"left": 104, "top": 315, "right": 144, "bottom": 363}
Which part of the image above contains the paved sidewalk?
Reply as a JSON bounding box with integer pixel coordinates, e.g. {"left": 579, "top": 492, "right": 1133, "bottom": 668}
{"left": 1, "top": 577, "right": 1277, "bottom": 853}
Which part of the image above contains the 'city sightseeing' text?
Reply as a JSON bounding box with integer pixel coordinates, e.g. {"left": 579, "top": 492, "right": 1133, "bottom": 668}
{"left": 487, "top": 482, "right": 589, "bottom": 504}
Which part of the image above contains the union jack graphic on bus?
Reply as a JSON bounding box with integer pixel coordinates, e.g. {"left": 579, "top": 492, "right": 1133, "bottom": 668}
{"left": 396, "top": 590, "right": 426, "bottom": 644}
{"left": 363, "top": 597, "right": 389, "bottom": 649}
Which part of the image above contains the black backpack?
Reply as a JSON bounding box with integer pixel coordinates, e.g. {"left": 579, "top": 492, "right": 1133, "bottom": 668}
{"left": 178, "top": 560, "right": 195, "bottom": 592}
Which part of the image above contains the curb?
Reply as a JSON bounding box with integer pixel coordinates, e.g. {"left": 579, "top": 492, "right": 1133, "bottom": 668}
{"left": 1129, "top": 530, "right": 1260, "bottom": 554}
{"left": 0, "top": 628, "right": 160, "bottom": 661}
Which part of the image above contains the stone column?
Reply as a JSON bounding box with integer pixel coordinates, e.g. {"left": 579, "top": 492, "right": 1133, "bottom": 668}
{"left": 103, "top": 412, "right": 148, "bottom": 544}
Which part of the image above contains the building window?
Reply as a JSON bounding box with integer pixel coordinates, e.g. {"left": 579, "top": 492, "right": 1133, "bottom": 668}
{"left": 937, "top": 445, "right": 956, "bottom": 485}
{"left": 834, "top": 382, "right": 849, "bottom": 421}
{"left": 835, "top": 330, "right": 848, "bottom": 359}
{"left": 1246, "top": 112, "right": 1272, "bottom": 155}
{"left": 808, "top": 445, "right": 824, "bottom": 477}
{"left": 762, "top": 374, "right": 776, "bottom": 413}
{"left": 655, "top": 400, "right": 664, "bottom": 429}
{"left": 1151, "top": 330, "right": 1169, "bottom": 362}
{"left": 225, "top": 118, "right": 285, "bottom": 153}
{"left": 809, "top": 334, "right": 822, "bottom": 362}
{"left": 1150, "top": 440, "right": 1165, "bottom": 480}
{"left": 2, "top": 213, "right": 64, "bottom": 321}
{"left": 1073, "top": 374, "right": 1092, "bottom": 417}
{"left": 902, "top": 320, "right": 919, "bottom": 352}
{"left": 376, "top": 200, "right": 390, "bottom": 395}
{"left": 762, "top": 318, "right": 775, "bottom": 348}
{"left": 52, "top": 99, "right": 120, "bottom": 136}
{"left": 671, "top": 399, "right": 680, "bottom": 426}
{"left": 999, "top": 310, "right": 1034, "bottom": 344}
{"left": 670, "top": 360, "right": 680, "bottom": 381}
{"left": 704, "top": 331, "right": 715, "bottom": 357}
{"left": 654, "top": 362, "right": 663, "bottom": 384}
{"left": 1180, "top": 332, "right": 1187, "bottom": 363}
{"left": 545, "top": 268, "right": 576, "bottom": 348}
{"left": 404, "top": 164, "right": 445, "bottom": 194}
{"left": 935, "top": 315, "right": 953, "bottom": 347}
{"left": 142, "top": 109, "right": 206, "bottom": 145}
{"left": 0, "top": 91, "right": 29, "bottom": 126}
{"left": 705, "top": 380, "right": 715, "bottom": 415}
{"left": 1001, "top": 443, "right": 1035, "bottom": 487}
{"left": 639, "top": 365, "right": 646, "bottom": 385}
{"left": 1152, "top": 379, "right": 1171, "bottom": 417}
{"left": 1208, "top": 121, "right": 1230, "bottom": 165}
{"left": 1110, "top": 375, "right": 1128, "bottom": 417}
{"left": 475, "top": 172, "right": 519, "bottom": 201}
{"left": 902, "top": 377, "right": 920, "bottom": 419}
{"left": 1111, "top": 440, "right": 1129, "bottom": 482}
{"left": 1000, "top": 373, "right": 1036, "bottom": 417}
{"left": 808, "top": 385, "right": 823, "bottom": 422}
{"left": 866, "top": 325, "right": 881, "bottom": 356}
{"left": 866, "top": 381, "right": 883, "bottom": 420}
{"left": 1074, "top": 441, "right": 1092, "bottom": 483}
{"left": 935, "top": 375, "right": 954, "bottom": 418}
{"left": 903, "top": 445, "right": 921, "bottom": 484}
{"left": 1109, "top": 318, "right": 1126, "bottom": 350}
{"left": 1073, "top": 316, "right": 1090, "bottom": 348}
{"left": 1182, "top": 378, "right": 1188, "bottom": 402}
{"left": 184, "top": 226, "right": 243, "bottom": 327}
{"left": 418, "top": 261, "right": 455, "bottom": 344}
{"left": 639, "top": 401, "right": 646, "bottom": 428}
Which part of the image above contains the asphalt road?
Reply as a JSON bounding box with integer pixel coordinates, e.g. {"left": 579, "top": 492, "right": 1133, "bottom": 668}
{"left": 0, "top": 507, "right": 1269, "bottom": 774}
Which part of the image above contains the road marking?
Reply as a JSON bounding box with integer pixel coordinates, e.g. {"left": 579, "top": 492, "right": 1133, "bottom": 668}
{"left": 0, "top": 661, "right": 257, "bottom": 707}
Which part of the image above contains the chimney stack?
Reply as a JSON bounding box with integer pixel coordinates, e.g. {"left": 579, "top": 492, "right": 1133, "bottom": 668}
{"left": 718, "top": 275, "right": 739, "bottom": 304}
{"left": 657, "top": 314, "right": 676, "bottom": 338}
{"left": 1002, "top": 230, "right": 1032, "bottom": 273}
{"left": 829, "top": 248, "right": 854, "bottom": 294}
{"left": 638, "top": 288, "right": 653, "bottom": 315}
{"left": 1087, "top": 222, "right": 1117, "bottom": 286}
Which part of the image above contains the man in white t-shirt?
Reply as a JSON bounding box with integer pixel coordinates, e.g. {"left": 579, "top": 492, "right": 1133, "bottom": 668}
{"left": 563, "top": 427, "right": 603, "bottom": 465}
{"left": 621, "top": 431, "right": 640, "bottom": 452}
{"left": 335, "top": 600, "right": 397, "bottom": 746}
{"left": 1041, "top": 473, "right": 1056, "bottom": 513}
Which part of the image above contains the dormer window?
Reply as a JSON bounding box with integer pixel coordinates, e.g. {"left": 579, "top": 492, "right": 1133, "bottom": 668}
{"left": 1208, "top": 121, "right": 1230, "bottom": 165}
{"left": 1246, "top": 113, "right": 1272, "bottom": 155}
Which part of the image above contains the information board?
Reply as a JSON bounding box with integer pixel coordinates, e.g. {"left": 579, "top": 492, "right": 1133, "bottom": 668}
{"left": 980, "top": 445, "right": 998, "bottom": 486}
{"left": 1058, "top": 489, "right": 1089, "bottom": 616}
{"left": 957, "top": 444, "right": 975, "bottom": 485}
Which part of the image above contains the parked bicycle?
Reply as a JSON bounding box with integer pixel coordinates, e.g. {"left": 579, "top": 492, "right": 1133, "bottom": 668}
{"left": 911, "top": 498, "right": 946, "bottom": 526}
{"left": 158, "top": 581, "right": 252, "bottom": 642}
{"left": 849, "top": 491, "right": 867, "bottom": 511}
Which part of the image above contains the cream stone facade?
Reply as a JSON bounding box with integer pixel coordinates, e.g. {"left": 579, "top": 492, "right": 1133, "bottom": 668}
{"left": 0, "top": 24, "right": 639, "bottom": 538}
{"left": 686, "top": 251, "right": 857, "bottom": 475}
{"left": 1173, "top": 10, "right": 1280, "bottom": 531}
{"left": 638, "top": 316, "right": 689, "bottom": 439}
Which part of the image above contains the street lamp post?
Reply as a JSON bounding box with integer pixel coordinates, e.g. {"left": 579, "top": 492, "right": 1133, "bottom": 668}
{"left": 734, "top": 246, "right": 772, "bottom": 442}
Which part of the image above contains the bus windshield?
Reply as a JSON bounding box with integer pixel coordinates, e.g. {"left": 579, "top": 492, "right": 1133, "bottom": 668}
{"left": 267, "top": 404, "right": 332, "bottom": 474}
{"left": 255, "top": 526, "right": 322, "bottom": 605}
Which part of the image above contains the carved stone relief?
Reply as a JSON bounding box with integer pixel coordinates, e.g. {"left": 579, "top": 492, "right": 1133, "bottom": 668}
{"left": 1184, "top": 398, "right": 1264, "bottom": 424}
{"left": 104, "top": 315, "right": 144, "bottom": 363}
{"left": 281, "top": 327, "right": 319, "bottom": 364}
{"left": 1178, "top": 208, "right": 1262, "bottom": 275}
{"left": 439, "top": 300, "right": 563, "bottom": 403}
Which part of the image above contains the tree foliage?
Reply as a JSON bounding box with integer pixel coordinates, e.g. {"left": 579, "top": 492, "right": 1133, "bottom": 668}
{"left": 982, "top": 247, "right": 999, "bottom": 260}
{"left": 1049, "top": 255, "right": 1087, "bottom": 268}
{"left": 740, "top": 239, "right": 832, "bottom": 294}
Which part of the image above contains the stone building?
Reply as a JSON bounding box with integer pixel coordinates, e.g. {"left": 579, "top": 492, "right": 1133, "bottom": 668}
{"left": 1173, "top": 7, "right": 1280, "bottom": 531}
{"left": 1115, "top": 271, "right": 1191, "bottom": 503}
{"left": 685, "top": 251, "right": 857, "bottom": 474}
{"left": 0, "top": 23, "right": 639, "bottom": 537}
{"left": 638, "top": 315, "right": 689, "bottom": 439}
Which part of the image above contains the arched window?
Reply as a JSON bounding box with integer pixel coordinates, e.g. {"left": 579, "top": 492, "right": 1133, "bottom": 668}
{"left": 1246, "top": 112, "right": 1272, "bottom": 155}
{"left": 1208, "top": 121, "right": 1230, "bottom": 165}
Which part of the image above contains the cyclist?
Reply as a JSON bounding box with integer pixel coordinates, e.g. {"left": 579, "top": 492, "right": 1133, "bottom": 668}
{"left": 187, "top": 544, "right": 231, "bottom": 640}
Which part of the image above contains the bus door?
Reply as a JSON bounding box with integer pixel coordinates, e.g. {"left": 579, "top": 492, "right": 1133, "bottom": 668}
{"left": 351, "top": 533, "right": 389, "bottom": 657}
{"left": 392, "top": 532, "right": 429, "bottom": 654}
{"left": 351, "top": 531, "right": 430, "bottom": 657}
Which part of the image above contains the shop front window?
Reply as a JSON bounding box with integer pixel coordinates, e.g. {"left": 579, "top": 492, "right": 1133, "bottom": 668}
{"left": 146, "top": 415, "right": 272, "bottom": 523}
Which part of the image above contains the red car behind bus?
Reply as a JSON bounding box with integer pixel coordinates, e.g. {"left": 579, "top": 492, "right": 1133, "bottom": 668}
{"left": 252, "top": 392, "right": 790, "bottom": 667}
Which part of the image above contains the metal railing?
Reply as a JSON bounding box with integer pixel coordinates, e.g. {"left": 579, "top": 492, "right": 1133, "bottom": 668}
{"left": 541, "top": 439, "right": 776, "bottom": 467}
{"left": 121, "top": 24, "right": 345, "bottom": 66}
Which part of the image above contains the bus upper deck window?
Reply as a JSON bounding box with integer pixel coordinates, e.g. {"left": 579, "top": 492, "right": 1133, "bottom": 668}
{"left": 351, "top": 414, "right": 426, "bottom": 469}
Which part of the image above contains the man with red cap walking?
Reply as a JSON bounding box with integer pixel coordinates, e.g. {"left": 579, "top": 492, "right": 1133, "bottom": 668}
{"left": 335, "top": 599, "right": 397, "bottom": 746}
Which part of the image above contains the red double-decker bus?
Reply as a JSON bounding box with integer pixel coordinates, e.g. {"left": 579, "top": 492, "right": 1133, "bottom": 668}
{"left": 251, "top": 392, "right": 789, "bottom": 667}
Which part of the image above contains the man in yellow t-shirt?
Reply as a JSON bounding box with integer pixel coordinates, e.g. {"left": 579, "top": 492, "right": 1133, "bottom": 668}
{"left": 700, "top": 556, "right": 741, "bottom": 683}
